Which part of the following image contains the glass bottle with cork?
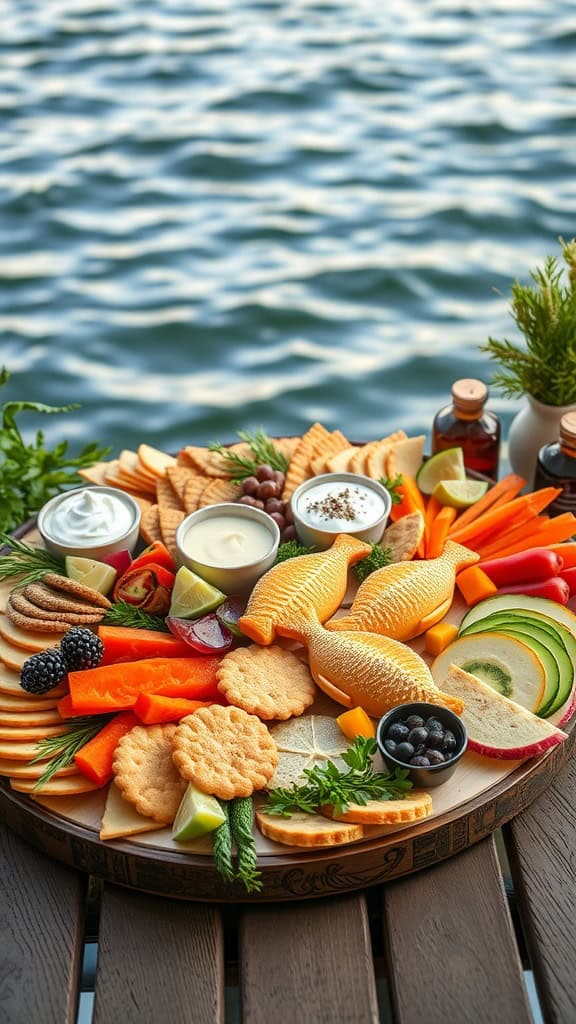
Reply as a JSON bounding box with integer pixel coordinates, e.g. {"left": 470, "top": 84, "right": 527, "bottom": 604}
{"left": 533, "top": 412, "right": 576, "bottom": 516}
{"left": 432, "top": 378, "right": 501, "bottom": 480}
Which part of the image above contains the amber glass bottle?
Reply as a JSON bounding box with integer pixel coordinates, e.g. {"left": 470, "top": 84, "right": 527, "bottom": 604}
{"left": 431, "top": 378, "right": 501, "bottom": 480}
{"left": 533, "top": 412, "right": 576, "bottom": 516}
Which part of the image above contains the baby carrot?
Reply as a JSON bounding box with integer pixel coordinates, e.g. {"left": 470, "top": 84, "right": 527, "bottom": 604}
{"left": 448, "top": 488, "right": 562, "bottom": 547}
{"left": 447, "top": 473, "right": 526, "bottom": 534}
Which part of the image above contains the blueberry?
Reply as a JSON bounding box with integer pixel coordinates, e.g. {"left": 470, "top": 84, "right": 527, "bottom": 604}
{"left": 384, "top": 739, "right": 397, "bottom": 755}
{"left": 443, "top": 730, "right": 458, "bottom": 754}
{"left": 425, "top": 716, "right": 445, "bottom": 731}
{"left": 424, "top": 749, "right": 446, "bottom": 765}
{"left": 405, "top": 715, "right": 425, "bottom": 730}
{"left": 426, "top": 730, "right": 445, "bottom": 749}
{"left": 394, "top": 741, "right": 415, "bottom": 762}
{"left": 387, "top": 722, "right": 409, "bottom": 742}
{"left": 407, "top": 727, "right": 429, "bottom": 747}
{"left": 410, "top": 755, "right": 431, "bottom": 767}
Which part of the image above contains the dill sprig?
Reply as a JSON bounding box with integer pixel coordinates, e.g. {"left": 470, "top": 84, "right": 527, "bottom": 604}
{"left": 275, "top": 540, "right": 314, "bottom": 563}
{"left": 0, "top": 532, "right": 65, "bottom": 585}
{"left": 31, "top": 715, "right": 112, "bottom": 791}
{"left": 209, "top": 427, "right": 288, "bottom": 481}
{"left": 102, "top": 600, "right": 170, "bottom": 632}
{"left": 264, "top": 736, "right": 412, "bottom": 819}
{"left": 354, "top": 542, "right": 393, "bottom": 582}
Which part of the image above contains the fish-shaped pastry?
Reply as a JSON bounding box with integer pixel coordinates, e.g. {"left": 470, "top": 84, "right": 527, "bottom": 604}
{"left": 277, "top": 616, "right": 464, "bottom": 717}
{"left": 238, "top": 533, "right": 371, "bottom": 646}
{"left": 326, "top": 540, "right": 478, "bottom": 641}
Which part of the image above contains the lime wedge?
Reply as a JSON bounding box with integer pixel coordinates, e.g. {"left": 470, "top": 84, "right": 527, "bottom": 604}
{"left": 432, "top": 479, "right": 489, "bottom": 508}
{"left": 172, "top": 782, "right": 226, "bottom": 842}
{"left": 416, "top": 448, "right": 465, "bottom": 495}
{"left": 65, "top": 556, "right": 117, "bottom": 595}
{"left": 169, "top": 566, "right": 226, "bottom": 620}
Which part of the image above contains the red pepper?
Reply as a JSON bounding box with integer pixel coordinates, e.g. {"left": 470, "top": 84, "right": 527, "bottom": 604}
{"left": 559, "top": 566, "right": 576, "bottom": 596}
{"left": 497, "top": 576, "right": 570, "bottom": 604}
{"left": 479, "top": 548, "right": 564, "bottom": 588}
{"left": 113, "top": 562, "right": 176, "bottom": 616}
{"left": 129, "top": 540, "right": 177, "bottom": 575}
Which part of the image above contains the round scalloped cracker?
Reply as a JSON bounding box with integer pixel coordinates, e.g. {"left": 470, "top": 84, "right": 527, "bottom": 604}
{"left": 10, "top": 774, "right": 103, "bottom": 796}
{"left": 113, "top": 723, "right": 186, "bottom": 825}
{"left": 173, "top": 705, "right": 278, "bottom": 800}
{"left": 0, "top": 613, "right": 67, "bottom": 652}
{"left": 41, "top": 573, "right": 112, "bottom": 609}
{"left": 379, "top": 511, "right": 425, "bottom": 562}
{"left": 216, "top": 644, "right": 315, "bottom": 721}
{"left": 256, "top": 808, "right": 363, "bottom": 848}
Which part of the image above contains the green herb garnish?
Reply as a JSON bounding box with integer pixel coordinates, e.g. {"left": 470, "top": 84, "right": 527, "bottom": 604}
{"left": 354, "top": 542, "right": 393, "bottom": 582}
{"left": 0, "top": 367, "right": 110, "bottom": 533}
{"left": 229, "top": 796, "right": 262, "bottom": 894}
{"left": 31, "top": 716, "right": 112, "bottom": 791}
{"left": 102, "top": 600, "right": 170, "bottom": 632}
{"left": 381, "top": 474, "right": 404, "bottom": 505}
{"left": 212, "top": 801, "right": 235, "bottom": 882}
{"left": 275, "top": 540, "right": 314, "bottom": 563}
{"left": 209, "top": 427, "right": 288, "bottom": 481}
{"left": 0, "top": 532, "right": 65, "bottom": 585}
{"left": 264, "top": 736, "right": 412, "bottom": 819}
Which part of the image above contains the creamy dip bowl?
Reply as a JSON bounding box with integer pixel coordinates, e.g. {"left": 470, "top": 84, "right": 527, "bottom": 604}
{"left": 175, "top": 503, "right": 280, "bottom": 594}
{"left": 291, "top": 472, "right": 391, "bottom": 550}
{"left": 38, "top": 486, "right": 141, "bottom": 560}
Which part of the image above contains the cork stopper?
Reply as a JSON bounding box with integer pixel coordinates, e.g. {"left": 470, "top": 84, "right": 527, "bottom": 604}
{"left": 559, "top": 411, "right": 576, "bottom": 448}
{"left": 451, "top": 378, "right": 488, "bottom": 413}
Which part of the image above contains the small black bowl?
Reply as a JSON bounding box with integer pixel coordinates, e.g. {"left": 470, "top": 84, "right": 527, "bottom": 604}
{"left": 376, "top": 702, "right": 468, "bottom": 788}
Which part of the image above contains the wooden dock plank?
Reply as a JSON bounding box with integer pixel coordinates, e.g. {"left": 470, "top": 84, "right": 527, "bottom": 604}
{"left": 0, "top": 823, "right": 85, "bottom": 1024}
{"left": 240, "top": 894, "right": 379, "bottom": 1024}
{"left": 92, "top": 884, "right": 225, "bottom": 1024}
{"left": 507, "top": 751, "right": 576, "bottom": 1024}
{"left": 381, "top": 836, "right": 532, "bottom": 1024}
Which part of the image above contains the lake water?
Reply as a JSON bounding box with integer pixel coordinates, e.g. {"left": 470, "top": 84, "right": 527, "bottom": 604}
{"left": 1, "top": 0, "right": 575, "bottom": 458}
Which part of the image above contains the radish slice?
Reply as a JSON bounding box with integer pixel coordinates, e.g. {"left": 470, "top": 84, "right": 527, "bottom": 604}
{"left": 166, "top": 615, "right": 233, "bottom": 654}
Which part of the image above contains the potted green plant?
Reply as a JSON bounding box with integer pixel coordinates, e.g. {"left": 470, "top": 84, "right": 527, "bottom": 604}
{"left": 481, "top": 237, "right": 576, "bottom": 485}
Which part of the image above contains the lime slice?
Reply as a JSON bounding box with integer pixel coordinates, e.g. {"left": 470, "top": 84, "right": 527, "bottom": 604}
{"left": 169, "top": 566, "right": 226, "bottom": 620}
{"left": 416, "top": 448, "right": 465, "bottom": 495}
{"left": 65, "top": 556, "right": 117, "bottom": 595}
{"left": 172, "top": 782, "right": 226, "bottom": 842}
{"left": 432, "top": 479, "right": 489, "bottom": 508}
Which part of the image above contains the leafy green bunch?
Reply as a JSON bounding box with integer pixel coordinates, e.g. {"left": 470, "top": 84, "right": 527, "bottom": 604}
{"left": 482, "top": 238, "right": 576, "bottom": 406}
{"left": 0, "top": 368, "right": 110, "bottom": 533}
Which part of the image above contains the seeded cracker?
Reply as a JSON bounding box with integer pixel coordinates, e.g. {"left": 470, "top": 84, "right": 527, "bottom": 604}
{"left": 24, "top": 582, "right": 106, "bottom": 615}
{"left": 173, "top": 705, "right": 279, "bottom": 800}
{"left": 42, "top": 574, "right": 112, "bottom": 610}
{"left": 113, "top": 724, "right": 187, "bottom": 824}
{"left": 216, "top": 645, "right": 316, "bottom": 720}
{"left": 6, "top": 600, "right": 99, "bottom": 635}
{"left": 9, "top": 592, "right": 103, "bottom": 625}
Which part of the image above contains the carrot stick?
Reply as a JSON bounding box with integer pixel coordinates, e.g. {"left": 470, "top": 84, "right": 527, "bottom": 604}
{"left": 475, "top": 517, "right": 548, "bottom": 559}
{"left": 478, "top": 513, "right": 576, "bottom": 560}
{"left": 447, "top": 473, "right": 526, "bottom": 534}
{"left": 74, "top": 711, "right": 139, "bottom": 786}
{"left": 390, "top": 474, "right": 427, "bottom": 521}
{"left": 423, "top": 494, "right": 441, "bottom": 551}
{"left": 133, "top": 694, "right": 217, "bottom": 725}
{"left": 427, "top": 506, "right": 457, "bottom": 558}
{"left": 448, "top": 488, "right": 562, "bottom": 547}
{"left": 456, "top": 566, "right": 498, "bottom": 607}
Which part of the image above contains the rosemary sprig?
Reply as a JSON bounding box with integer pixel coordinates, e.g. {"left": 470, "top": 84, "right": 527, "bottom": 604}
{"left": 213, "top": 801, "right": 235, "bottom": 882}
{"left": 229, "top": 796, "right": 262, "bottom": 894}
{"left": 354, "top": 542, "right": 393, "bottom": 582}
{"left": 102, "top": 600, "right": 170, "bottom": 631}
{"left": 0, "top": 532, "right": 65, "bottom": 585}
{"left": 209, "top": 428, "right": 288, "bottom": 481}
{"left": 31, "top": 716, "right": 112, "bottom": 791}
{"left": 264, "top": 737, "right": 412, "bottom": 819}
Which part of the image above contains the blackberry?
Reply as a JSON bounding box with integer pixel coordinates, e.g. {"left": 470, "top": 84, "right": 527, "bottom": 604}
{"left": 60, "top": 627, "right": 104, "bottom": 671}
{"left": 21, "top": 649, "right": 68, "bottom": 695}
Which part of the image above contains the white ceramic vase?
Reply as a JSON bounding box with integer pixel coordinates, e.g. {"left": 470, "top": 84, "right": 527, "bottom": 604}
{"left": 507, "top": 395, "right": 576, "bottom": 489}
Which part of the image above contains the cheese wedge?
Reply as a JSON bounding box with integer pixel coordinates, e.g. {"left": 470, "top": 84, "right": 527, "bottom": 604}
{"left": 321, "top": 791, "right": 433, "bottom": 825}
{"left": 100, "top": 781, "right": 165, "bottom": 840}
{"left": 256, "top": 808, "right": 363, "bottom": 848}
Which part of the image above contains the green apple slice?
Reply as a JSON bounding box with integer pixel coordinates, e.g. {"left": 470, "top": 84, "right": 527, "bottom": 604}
{"left": 416, "top": 448, "right": 465, "bottom": 495}
{"left": 172, "top": 782, "right": 226, "bottom": 842}
{"left": 65, "top": 556, "right": 117, "bottom": 595}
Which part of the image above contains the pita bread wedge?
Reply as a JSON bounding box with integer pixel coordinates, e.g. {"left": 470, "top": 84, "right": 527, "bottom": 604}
{"left": 386, "top": 435, "right": 426, "bottom": 480}
{"left": 379, "top": 511, "right": 425, "bottom": 562}
{"left": 138, "top": 444, "right": 177, "bottom": 477}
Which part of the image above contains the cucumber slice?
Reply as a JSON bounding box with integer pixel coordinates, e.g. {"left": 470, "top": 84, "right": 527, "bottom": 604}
{"left": 431, "top": 632, "right": 548, "bottom": 714}
{"left": 459, "top": 594, "right": 576, "bottom": 637}
{"left": 416, "top": 448, "right": 465, "bottom": 495}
